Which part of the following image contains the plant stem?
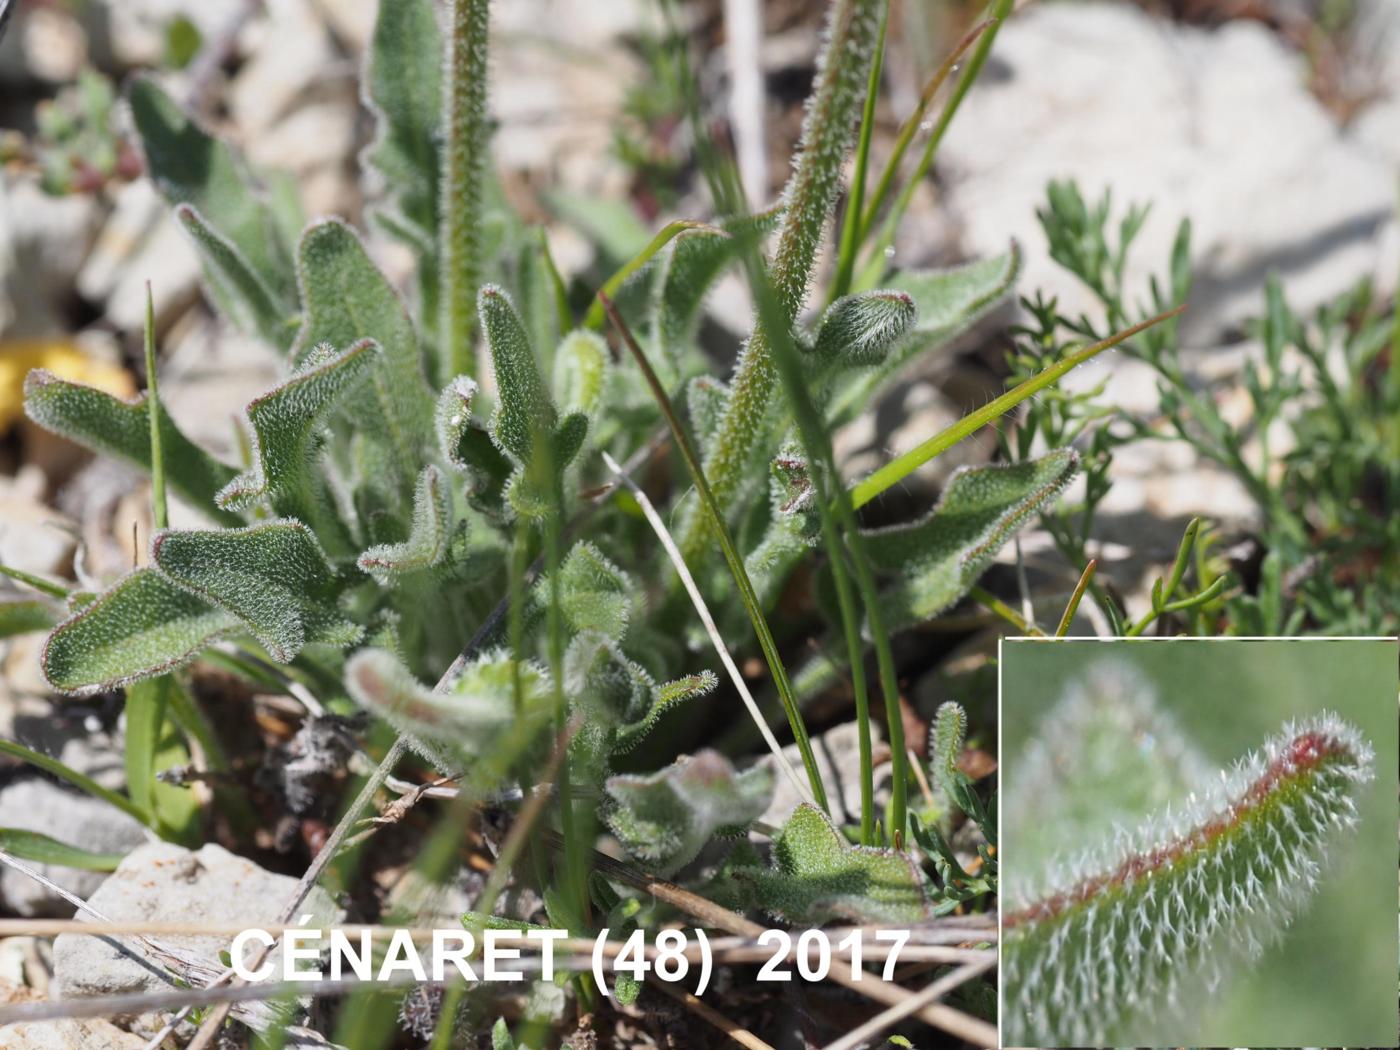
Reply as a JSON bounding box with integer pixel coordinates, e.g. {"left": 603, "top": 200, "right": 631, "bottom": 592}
{"left": 850, "top": 306, "right": 1184, "bottom": 510}
{"left": 600, "top": 293, "right": 831, "bottom": 813}
{"left": 679, "top": 0, "right": 882, "bottom": 564}
{"left": 142, "top": 283, "right": 167, "bottom": 531}
{"left": 439, "top": 0, "right": 491, "bottom": 381}
{"left": 831, "top": 0, "right": 889, "bottom": 301}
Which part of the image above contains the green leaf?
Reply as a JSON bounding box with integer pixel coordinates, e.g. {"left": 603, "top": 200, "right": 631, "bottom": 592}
{"left": 742, "top": 802, "right": 932, "bottom": 924}
{"left": 363, "top": 0, "right": 442, "bottom": 249}
{"left": 358, "top": 465, "right": 454, "bottom": 580}
{"left": 614, "top": 670, "right": 719, "bottom": 754}
{"left": 686, "top": 376, "right": 729, "bottom": 449}
{"left": 929, "top": 700, "right": 966, "bottom": 785}
{"left": 0, "top": 828, "right": 126, "bottom": 872}
{"left": 0, "top": 739, "right": 145, "bottom": 823}
{"left": 605, "top": 750, "right": 774, "bottom": 876}
{"left": 216, "top": 339, "right": 379, "bottom": 530}
{"left": 152, "top": 520, "right": 361, "bottom": 663}
{"left": 1004, "top": 715, "right": 1374, "bottom": 1046}
{"left": 175, "top": 204, "right": 292, "bottom": 351}
{"left": 490, "top": 1018, "right": 515, "bottom": 1050}
{"left": 23, "top": 370, "right": 240, "bottom": 522}
{"left": 292, "top": 218, "right": 434, "bottom": 497}
{"left": 812, "top": 289, "right": 916, "bottom": 365}
{"left": 434, "top": 376, "right": 511, "bottom": 508}
{"left": 42, "top": 568, "right": 237, "bottom": 696}
{"left": 0, "top": 597, "right": 58, "bottom": 639}
{"left": 552, "top": 541, "right": 633, "bottom": 638}
{"left": 344, "top": 648, "right": 544, "bottom": 773}
{"left": 124, "top": 676, "right": 201, "bottom": 843}
{"left": 650, "top": 209, "right": 782, "bottom": 359}
{"left": 867, "top": 450, "right": 1080, "bottom": 626}
{"left": 552, "top": 330, "right": 609, "bottom": 417}
{"left": 128, "top": 76, "right": 296, "bottom": 332}
{"left": 480, "top": 284, "right": 557, "bottom": 464}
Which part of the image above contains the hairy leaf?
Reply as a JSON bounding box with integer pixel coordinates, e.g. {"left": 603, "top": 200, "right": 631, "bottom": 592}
{"left": 152, "top": 520, "right": 360, "bottom": 663}
{"left": 812, "top": 289, "right": 916, "bottom": 365}
{"left": 552, "top": 330, "right": 609, "bottom": 417}
{"left": 481, "top": 284, "right": 556, "bottom": 463}
{"left": 345, "top": 647, "right": 546, "bottom": 773}
{"left": 867, "top": 449, "right": 1079, "bottom": 626}
{"left": 605, "top": 750, "right": 774, "bottom": 876}
{"left": 1003, "top": 714, "right": 1373, "bottom": 1046}
{"left": 128, "top": 76, "right": 296, "bottom": 333}
{"left": 614, "top": 670, "right": 719, "bottom": 754}
{"left": 216, "top": 339, "right": 379, "bottom": 534}
{"left": 686, "top": 376, "right": 729, "bottom": 450}
{"left": 553, "top": 541, "right": 633, "bottom": 638}
{"left": 23, "top": 370, "right": 240, "bottom": 522}
{"left": 741, "top": 802, "right": 932, "bottom": 923}
{"left": 358, "top": 466, "right": 454, "bottom": 580}
{"left": 42, "top": 569, "right": 237, "bottom": 695}
{"left": 292, "top": 218, "right": 434, "bottom": 498}
{"left": 175, "top": 204, "right": 293, "bottom": 350}
{"left": 434, "top": 376, "right": 511, "bottom": 507}
{"left": 929, "top": 700, "right": 967, "bottom": 784}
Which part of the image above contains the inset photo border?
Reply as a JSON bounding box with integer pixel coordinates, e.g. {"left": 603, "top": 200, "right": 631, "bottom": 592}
{"left": 997, "top": 636, "right": 1398, "bottom": 1048}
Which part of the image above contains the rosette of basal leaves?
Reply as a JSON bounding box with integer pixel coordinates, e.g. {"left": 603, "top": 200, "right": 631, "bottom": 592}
{"left": 1002, "top": 711, "right": 1374, "bottom": 1046}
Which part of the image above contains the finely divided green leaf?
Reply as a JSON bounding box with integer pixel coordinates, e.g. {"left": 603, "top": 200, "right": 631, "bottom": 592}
{"left": 605, "top": 750, "right": 774, "bottom": 876}
{"left": 23, "top": 370, "right": 240, "bottom": 522}
{"left": 41, "top": 569, "right": 236, "bottom": 695}
{"left": 152, "top": 520, "right": 360, "bottom": 663}
{"left": 867, "top": 450, "right": 1079, "bottom": 626}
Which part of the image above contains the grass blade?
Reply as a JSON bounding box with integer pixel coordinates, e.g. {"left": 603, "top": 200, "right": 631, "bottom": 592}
{"left": 0, "top": 738, "right": 145, "bottom": 823}
{"left": 598, "top": 293, "right": 830, "bottom": 814}
{"left": 850, "top": 306, "right": 1185, "bottom": 510}
{"left": 582, "top": 219, "right": 723, "bottom": 330}
{"left": 143, "top": 283, "right": 167, "bottom": 530}
{"left": 1055, "top": 559, "right": 1097, "bottom": 637}
{"left": 0, "top": 829, "right": 126, "bottom": 872}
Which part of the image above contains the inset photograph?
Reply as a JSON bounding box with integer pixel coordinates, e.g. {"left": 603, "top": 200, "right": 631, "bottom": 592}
{"left": 999, "top": 638, "right": 1397, "bottom": 1048}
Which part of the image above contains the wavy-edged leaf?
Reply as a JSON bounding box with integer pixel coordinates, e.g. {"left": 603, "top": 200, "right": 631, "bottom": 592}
{"left": 292, "top": 218, "right": 434, "bottom": 497}
{"left": 362, "top": 0, "right": 442, "bottom": 250}
{"left": 41, "top": 569, "right": 237, "bottom": 696}
{"left": 605, "top": 750, "right": 774, "bottom": 876}
{"left": 812, "top": 289, "right": 916, "bottom": 365}
{"left": 0, "top": 597, "right": 58, "bottom": 639}
{"left": 614, "top": 669, "right": 719, "bottom": 754}
{"left": 0, "top": 828, "right": 126, "bottom": 872}
{"left": 175, "top": 204, "right": 292, "bottom": 350}
{"left": 1003, "top": 714, "right": 1373, "bottom": 1046}
{"left": 216, "top": 339, "right": 379, "bottom": 530}
{"left": 344, "top": 647, "right": 546, "bottom": 773}
{"left": 740, "top": 802, "right": 932, "bottom": 924}
{"left": 358, "top": 466, "right": 453, "bottom": 579}
{"left": 434, "top": 376, "right": 511, "bottom": 507}
{"left": 867, "top": 449, "right": 1079, "bottom": 626}
{"left": 23, "top": 370, "right": 240, "bottom": 522}
{"left": 128, "top": 76, "right": 296, "bottom": 325}
{"left": 152, "top": 519, "right": 360, "bottom": 663}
